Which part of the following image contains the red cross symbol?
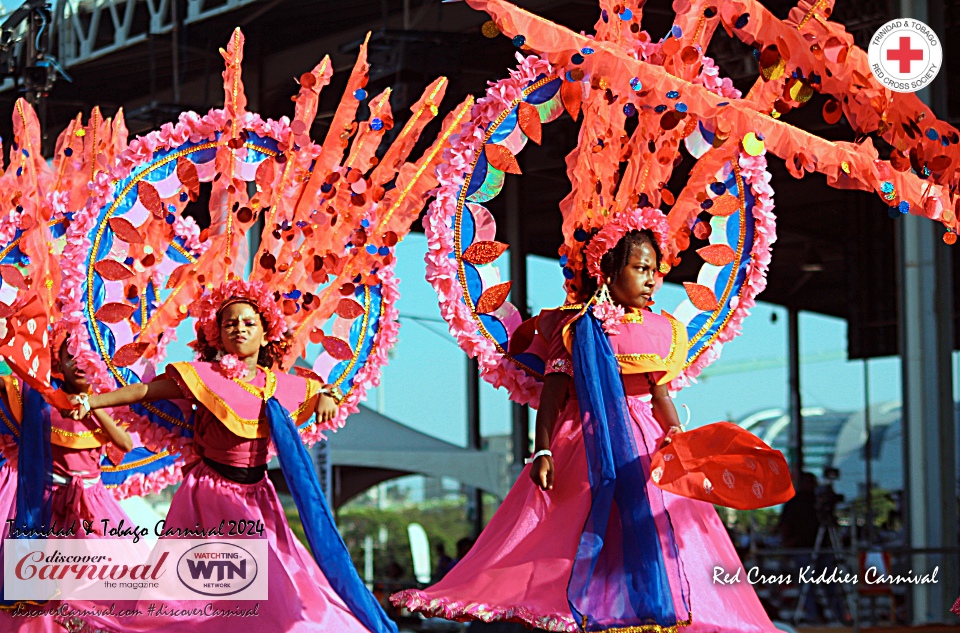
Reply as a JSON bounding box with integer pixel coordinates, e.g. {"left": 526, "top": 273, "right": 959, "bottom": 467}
{"left": 886, "top": 36, "right": 924, "bottom": 74}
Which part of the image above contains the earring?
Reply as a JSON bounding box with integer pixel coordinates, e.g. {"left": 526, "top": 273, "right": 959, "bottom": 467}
{"left": 597, "top": 282, "right": 613, "bottom": 306}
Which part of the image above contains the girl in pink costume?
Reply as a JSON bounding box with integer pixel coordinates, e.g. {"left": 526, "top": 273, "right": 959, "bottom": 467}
{"left": 393, "top": 213, "right": 779, "bottom": 633}
{"left": 62, "top": 280, "right": 396, "bottom": 633}
{"left": 0, "top": 333, "right": 134, "bottom": 631}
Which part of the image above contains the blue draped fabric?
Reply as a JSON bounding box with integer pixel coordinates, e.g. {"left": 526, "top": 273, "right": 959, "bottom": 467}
{"left": 14, "top": 384, "right": 52, "bottom": 534}
{"left": 2, "top": 384, "right": 53, "bottom": 608}
{"left": 567, "top": 310, "right": 677, "bottom": 631}
{"left": 265, "top": 396, "right": 398, "bottom": 633}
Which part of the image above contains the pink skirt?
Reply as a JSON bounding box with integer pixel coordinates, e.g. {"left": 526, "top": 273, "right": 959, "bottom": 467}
{"left": 0, "top": 466, "right": 129, "bottom": 631}
{"left": 64, "top": 461, "right": 371, "bottom": 633}
{"left": 50, "top": 478, "right": 131, "bottom": 536}
{"left": 392, "top": 397, "right": 779, "bottom": 633}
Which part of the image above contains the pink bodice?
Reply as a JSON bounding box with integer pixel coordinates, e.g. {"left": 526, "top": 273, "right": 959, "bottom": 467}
{"left": 165, "top": 361, "right": 321, "bottom": 469}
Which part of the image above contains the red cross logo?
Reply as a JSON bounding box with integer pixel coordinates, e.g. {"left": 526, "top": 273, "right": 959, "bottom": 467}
{"left": 886, "top": 36, "right": 924, "bottom": 74}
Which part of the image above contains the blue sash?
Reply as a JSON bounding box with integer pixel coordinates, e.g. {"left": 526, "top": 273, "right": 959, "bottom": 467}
{"left": 266, "top": 396, "right": 397, "bottom": 633}
{"left": 3, "top": 384, "right": 52, "bottom": 608}
{"left": 567, "top": 310, "right": 678, "bottom": 631}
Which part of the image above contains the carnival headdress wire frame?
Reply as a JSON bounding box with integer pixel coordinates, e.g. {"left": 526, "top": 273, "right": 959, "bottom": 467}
{"left": 425, "top": 0, "right": 960, "bottom": 407}
{"left": 57, "top": 28, "right": 474, "bottom": 470}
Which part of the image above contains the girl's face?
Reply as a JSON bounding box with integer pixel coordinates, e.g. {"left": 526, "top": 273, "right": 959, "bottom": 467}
{"left": 608, "top": 241, "right": 657, "bottom": 309}
{"left": 219, "top": 302, "right": 267, "bottom": 359}
{"left": 60, "top": 342, "right": 90, "bottom": 393}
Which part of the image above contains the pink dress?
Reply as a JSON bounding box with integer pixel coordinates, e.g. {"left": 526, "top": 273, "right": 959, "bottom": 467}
{"left": 0, "top": 382, "right": 131, "bottom": 632}
{"left": 64, "top": 361, "right": 372, "bottom": 633}
{"left": 393, "top": 308, "right": 779, "bottom": 633}
{"left": 47, "top": 409, "right": 132, "bottom": 537}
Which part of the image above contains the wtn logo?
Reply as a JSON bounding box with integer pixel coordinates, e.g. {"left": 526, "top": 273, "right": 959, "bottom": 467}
{"left": 177, "top": 543, "right": 259, "bottom": 597}
{"left": 185, "top": 559, "right": 247, "bottom": 581}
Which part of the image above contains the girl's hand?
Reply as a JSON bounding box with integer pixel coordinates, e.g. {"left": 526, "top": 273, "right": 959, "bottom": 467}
{"left": 315, "top": 393, "right": 337, "bottom": 425}
{"left": 660, "top": 425, "right": 682, "bottom": 449}
{"left": 65, "top": 394, "right": 89, "bottom": 420}
{"left": 529, "top": 454, "right": 554, "bottom": 491}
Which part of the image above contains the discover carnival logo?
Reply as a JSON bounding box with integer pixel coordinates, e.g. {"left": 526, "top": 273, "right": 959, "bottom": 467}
{"left": 176, "top": 542, "right": 259, "bottom": 597}
{"left": 4, "top": 538, "right": 267, "bottom": 601}
{"left": 868, "top": 18, "right": 942, "bottom": 93}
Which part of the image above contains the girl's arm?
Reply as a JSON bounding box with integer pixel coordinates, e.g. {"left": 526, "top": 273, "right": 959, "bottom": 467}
{"left": 530, "top": 372, "right": 571, "bottom": 491}
{"left": 649, "top": 380, "right": 682, "bottom": 447}
{"left": 91, "top": 408, "right": 134, "bottom": 453}
{"left": 69, "top": 379, "right": 183, "bottom": 419}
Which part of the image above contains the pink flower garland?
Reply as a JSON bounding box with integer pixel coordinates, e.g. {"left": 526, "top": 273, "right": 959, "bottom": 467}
{"left": 107, "top": 462, "right": 183, "bottom": 500}
{"left": 299, "top": 263, "right": 401, "bottom": 448}
{"left": 424, "top": 55, "right": 553, "bottom": 408}
{"left": 584, "top": 206, "right": 671, "bottom": 283}
{"left": 670, "top": 150, "right": 777, "bottom": 390}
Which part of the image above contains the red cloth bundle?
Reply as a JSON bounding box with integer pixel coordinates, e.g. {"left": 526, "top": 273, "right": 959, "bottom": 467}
{"left": 651, "top": 422, "right": 795, "bottom": 510}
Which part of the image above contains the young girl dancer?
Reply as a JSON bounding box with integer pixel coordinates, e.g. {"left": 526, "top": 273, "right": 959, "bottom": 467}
{"left": 0, "top": 331, "right": 134, "bottom": 630}
{"left": 394, "top": 209, "right": 779, "bottom": 633}
{"left": 64, "top": 280, "right": 396, "bottom": 633}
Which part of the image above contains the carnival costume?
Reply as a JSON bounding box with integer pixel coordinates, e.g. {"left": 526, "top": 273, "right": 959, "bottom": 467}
{"left": 0, "top": 103, "right": 181, "bottom": 630}
{"left": 395, "top": 205, "right": 787, "bottom": 632}
{"left": 391, "top": 0, "right": 959, "bottom": 628}
{"left": 41, "top": 27, "right": 471, "bottom": 633}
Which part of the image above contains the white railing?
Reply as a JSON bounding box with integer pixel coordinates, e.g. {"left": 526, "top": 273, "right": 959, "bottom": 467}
{"left": 54, "top": 0, "right": 261, "bottom": 68}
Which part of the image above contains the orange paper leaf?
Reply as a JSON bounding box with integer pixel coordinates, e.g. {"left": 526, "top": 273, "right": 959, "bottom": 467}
{"left": 95, "top": 302, "right": 136, "bottom": 323}
{"left": 709, "top": 195, "right": 740, "bottom": 217}
{"left": 683, "top": 282, "right": 720, "bottom": 312}
{"left": 0, "top": 265, "right": 27, "bottom": 290}
{"left": 114, "top": 342, "right": 149, "bottom": 367}
{"left": 177, "top": 157, "right": 201, "bottom": 202}
{"left": 94, "top": 260, "right": 135, "bottom": 281}
{"left": 321, "top": 336, "right": 353, "bottom": 361}
{"left": 109, "top": 217, "right": 144, "bottom": 244}
{"left": 255, "top": 158, "right": 275, "bottom": 193}
{"left": 517, "top": 102, "right": 542, "bottom": 145}
{"left": 138, "top": 182, "right": 165, "bottom": 218}
{"left": 476, "top": 281, "right": 512, "bottom": 314}
{"left": 486, "top": 145, "right": 521, "bottom": 174}
{"left": 336, "top": 298, "right": 364, "bottom": 319}
{"left": 463, "top": 241, "right": 509, "bottom": 266}
{"left": 561, "top": 80, "right": 582, "bottom": 121}
{"left": 697, "top": 244, "right": 736, "bottom": 266}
